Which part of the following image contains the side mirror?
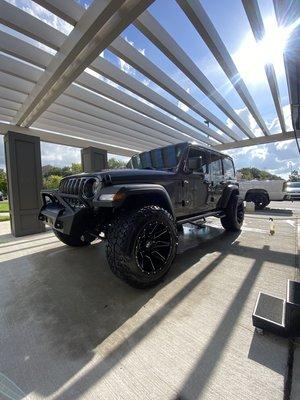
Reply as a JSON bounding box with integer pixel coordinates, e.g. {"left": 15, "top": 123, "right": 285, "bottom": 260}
{"left": 188, "top": 157, "right": 201, "bottom": 171}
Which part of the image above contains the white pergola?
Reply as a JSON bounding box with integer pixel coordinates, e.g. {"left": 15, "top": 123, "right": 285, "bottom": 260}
{"left": 0, "top": 0, "right": 299, "bottom": 157}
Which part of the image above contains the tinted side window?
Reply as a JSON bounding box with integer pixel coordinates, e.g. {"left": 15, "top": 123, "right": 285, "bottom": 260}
{"left": 187, "top": 148, "right": 208, "bottom": 173}
{"left": 209, "top": 152, "right": 222, "bottom": 177}
{"left": 223, "top": 157, "right": 235, "bottom": 179}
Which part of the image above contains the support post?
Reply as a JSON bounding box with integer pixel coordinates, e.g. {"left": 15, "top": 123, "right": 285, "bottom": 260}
{"left": 4, "top": 131, "right": 45, "bottom": 236}
{"left": 81, "top": 147, "right": 108, "bottom": 172}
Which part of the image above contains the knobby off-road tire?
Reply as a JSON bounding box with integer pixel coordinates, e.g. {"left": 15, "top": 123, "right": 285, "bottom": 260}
{"left": 106, "top": 206, "right": 178, "bottom": 288}
{"left": 53, "top": 229, "right": 92, "bottom": 247}
{"left": 221, "top": 194, "right": 244, "bottom": 231}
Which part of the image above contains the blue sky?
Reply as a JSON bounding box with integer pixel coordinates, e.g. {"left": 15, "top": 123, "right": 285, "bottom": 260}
{"left": 0, "top": 0, "right": 299, "bottom": 178}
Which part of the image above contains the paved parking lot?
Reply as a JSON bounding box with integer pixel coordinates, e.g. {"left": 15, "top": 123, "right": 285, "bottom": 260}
{"left": 0, "top": 201, "right": 299, "bottom": 400}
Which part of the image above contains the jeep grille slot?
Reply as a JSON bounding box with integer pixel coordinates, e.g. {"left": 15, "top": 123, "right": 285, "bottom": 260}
{"left": 59, "top": 177, "right": 89, "bottom": 196}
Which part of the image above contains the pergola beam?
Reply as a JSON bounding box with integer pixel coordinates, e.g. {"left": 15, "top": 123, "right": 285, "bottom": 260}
{"left": 214, "top": 130, "right": 297, "bottom": 150}
{"left": 13, "top": 0, "right": 155, "bottom": 127}
{"left": 0, "top": 123, "right": 137, "bottom": 156}
{"left": 134, "top": 11, "right": 255, "bottom": 139}
{"left": 242, "top": 0, "right": 286, "bottom": 133}
{"left": 177, "top": 0, "right": 270, "bottom": 136}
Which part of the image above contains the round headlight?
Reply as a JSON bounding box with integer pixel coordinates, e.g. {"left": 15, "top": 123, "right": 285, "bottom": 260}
{"left": 83, "top": 177, "right": 100, "bottom": 199}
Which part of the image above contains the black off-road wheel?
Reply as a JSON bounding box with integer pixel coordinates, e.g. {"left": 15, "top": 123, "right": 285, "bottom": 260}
{"left": 253, "top": 194, "right": 269, "bottom": 210}
{"left": 106, "top": 206, "right": 178, "bottom": 288}
{"left": 53, "top": 229, "right": 92, "bottom": 247}
{"left": 221, "top": 194, "right": 244, "bottom": 231}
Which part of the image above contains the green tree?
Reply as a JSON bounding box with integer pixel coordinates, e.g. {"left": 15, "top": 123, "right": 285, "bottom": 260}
{"left": 108, "top": 158, "right": 127, "bottom": 169}
{"left": 289, "top": 170, "right": 300, "bottom": 182}
{"left": 43, "top": 175, "right": 63, "bottom": 189}
{"left": 70, "top": 163, "right": 82, "bottom": 174}
{"left": 0, "top": 169, "right": 7, "bottom": 194}
{"left": 238, "top": 167, "right": 282, "bottom": 180}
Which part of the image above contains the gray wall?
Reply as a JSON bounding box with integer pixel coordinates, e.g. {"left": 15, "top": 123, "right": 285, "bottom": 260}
{"left": 4, "top": 131, "right": 45, "bottom": 236}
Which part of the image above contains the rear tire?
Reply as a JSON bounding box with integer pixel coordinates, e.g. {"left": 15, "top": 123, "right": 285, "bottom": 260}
{"left": 221, "top": 194, "right": 244, "bottom": 231}
{"left": 53, "top": 229, "right": 92, "bottom": 247}
{"left": 254, "top": 194, "right": 269, "bottom": 210}
{"left": 106, "top": 205, "right": 178, "bottom": 288}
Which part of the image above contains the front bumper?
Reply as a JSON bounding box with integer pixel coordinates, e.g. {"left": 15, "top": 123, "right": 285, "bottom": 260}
{"left": 38, "top": 190, "right": 92, "bottom": 235}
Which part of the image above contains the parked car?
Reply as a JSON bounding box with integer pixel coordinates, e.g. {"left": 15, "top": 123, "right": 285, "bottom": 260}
{"left": 39, "top": 142, "right": 244, "bottom": 288}
{"left": 283, "top": 181, "right": 300, "bottom": 201}
{"left": 238, "top": 179, "right": 286, "bottom": 209}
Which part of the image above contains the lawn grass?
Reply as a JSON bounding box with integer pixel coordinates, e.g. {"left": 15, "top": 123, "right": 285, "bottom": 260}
{"left": 0, "top": 201, "right": 9, "bottom": 213}
{"left": 0, "top": 215, "right": 10, "bottom": 222}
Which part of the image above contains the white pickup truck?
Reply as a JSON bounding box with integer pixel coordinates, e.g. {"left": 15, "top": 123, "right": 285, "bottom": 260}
{"left": 238, "top": 180, "right": 286, "bottom": 209}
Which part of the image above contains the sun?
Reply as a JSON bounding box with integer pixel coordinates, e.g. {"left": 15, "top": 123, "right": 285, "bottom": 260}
{"left": 233, "top": 16, "right": 300, "bottom": 84}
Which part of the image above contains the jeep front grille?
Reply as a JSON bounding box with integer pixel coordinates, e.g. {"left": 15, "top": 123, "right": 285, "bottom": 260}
{"left": 59, "top": 177, "right": 88, "bottom": 196}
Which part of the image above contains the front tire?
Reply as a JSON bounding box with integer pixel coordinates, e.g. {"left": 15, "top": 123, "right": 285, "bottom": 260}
{"left": 106, "top": 206, "right": 178, "bottom": 288}
{"left": 53, "top": 229, "right": 92, "bottom": 247}
{"left": 221, "top": 194, "right": 244, "bottom": 231}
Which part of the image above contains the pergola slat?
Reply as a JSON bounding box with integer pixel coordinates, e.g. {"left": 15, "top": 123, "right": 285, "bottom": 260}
{"left": 0, "top": 53, "right": 43, "bottom": 83}
{"left": 38, "top": 115, "right": 150, "bottom": 151}
{"left": 242, "top": 0, "right": 286, "bottom": 133}
{"left": 110, "top": 36, "right": 241, "bottom": 141}
{"left": 0, "top": 30, "right": 216, "bottom": 145}
{"left": 177, "top": 0, "right": 270, "bottom": 136}
{"left": 134, "top": 11, "right": 255, "bottom": 139}
{"left": 58, "top": 88, "right": 188, "bottom": 146}
{"left": 44, "top": 107, "right": 169, "bottom": 148}
{"left": 91, "top": 58, "right": 226, "bottom": 143}
{"left": 0, "top": 0, "right": 64, "bottom": 50}
{"left": 0, "top": 30, "right": 52, "bottom": 69}
{"left": 76, "top": 72, "right": 213, "bottom": 146}
{"left": 14, "top": 0, "right": 155, "bottom": 127}
{"left": 33, "top": 0, "right": 84, "bottom": 26}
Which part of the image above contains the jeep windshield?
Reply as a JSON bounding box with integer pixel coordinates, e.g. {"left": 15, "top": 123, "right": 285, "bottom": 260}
{"left": 127, "top": 143, "right": 187, "bottom": 170}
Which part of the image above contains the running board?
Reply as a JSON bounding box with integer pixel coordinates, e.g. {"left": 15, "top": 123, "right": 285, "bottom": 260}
{"left": 177, "top": 211, "right": 225, "bottom": 225}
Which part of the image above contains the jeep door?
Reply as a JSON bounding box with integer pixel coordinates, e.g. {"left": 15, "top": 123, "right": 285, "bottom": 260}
{"left": 207, "top": 151, "right": 226, "bottom": 207}
{"left": 184, "top": 147, "right": 210, "bottom": 213}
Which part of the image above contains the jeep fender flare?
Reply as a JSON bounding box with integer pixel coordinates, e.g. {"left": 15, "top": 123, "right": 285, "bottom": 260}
{"left": 218, "top": 185, "right": 240, "bottom": 209}
{"left": 95, "top": 184, "right": 175, "bottom": 217}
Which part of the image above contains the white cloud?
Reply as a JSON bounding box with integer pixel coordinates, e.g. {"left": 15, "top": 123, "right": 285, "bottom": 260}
{"left": 119, "top": 58, "right": 135, "bottom": 75}
{"left": 6, "top": 0, "right": 73, "bottom": 35}
{"left": 40, "top": 142, "right": 81, "bottom": 166}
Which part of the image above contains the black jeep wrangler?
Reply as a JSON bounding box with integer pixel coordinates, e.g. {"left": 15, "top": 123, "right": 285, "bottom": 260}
{"left": 39, "top": 142, "right": 244, "bottom": 287}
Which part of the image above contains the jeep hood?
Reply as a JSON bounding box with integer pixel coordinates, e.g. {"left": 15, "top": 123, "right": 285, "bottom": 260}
{"left": 97, "top": 168, "right": 175, "bottom": 184}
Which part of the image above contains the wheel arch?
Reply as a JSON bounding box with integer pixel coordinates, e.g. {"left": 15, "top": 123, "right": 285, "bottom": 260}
{"left": 120, "top": 188, "right": 174, "bottom": 216}
{"left": 245, "top": 188, "right": 269, "bottom": 202}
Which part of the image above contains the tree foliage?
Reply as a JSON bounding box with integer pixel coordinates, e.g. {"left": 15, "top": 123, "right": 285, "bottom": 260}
{"left": 238, "top": 167, "right": 282, "bottom": 180}
{"left": 107, "top": 158, "right": 127, "bottom": 169}
{"left": 0, "top": 169, "right": 7, "bottom": 194}
{"left": 43, "top": 175, "right": 63, "bottom": 190}
{"left": 289, "top": 170, "right": 300, "bottom": 182}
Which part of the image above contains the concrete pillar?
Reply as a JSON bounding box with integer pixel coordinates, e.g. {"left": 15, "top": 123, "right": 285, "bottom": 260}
{"left": 4, "top": 131, "right": 45, "bottom": 236}
{"left": 81, "top": 147, "right": 108, "bottom": 172}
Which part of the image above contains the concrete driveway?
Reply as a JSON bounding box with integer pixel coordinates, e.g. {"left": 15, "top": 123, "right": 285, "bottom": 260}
{"left": 0, "top": 201, "right": 299, "bottom": 400}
